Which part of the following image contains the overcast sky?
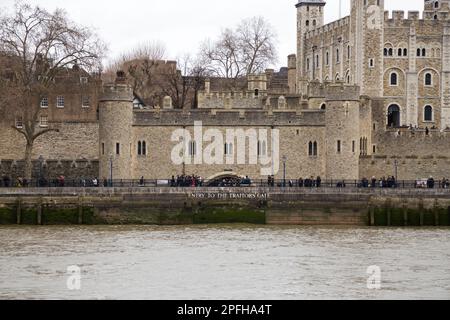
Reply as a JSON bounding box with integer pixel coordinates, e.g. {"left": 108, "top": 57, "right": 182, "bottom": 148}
{"left": 1, "top": 0, "right": 424, "bottom": 68}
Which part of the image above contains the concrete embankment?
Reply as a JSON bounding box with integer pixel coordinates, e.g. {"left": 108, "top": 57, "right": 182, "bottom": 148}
{"left": 0, "top": 187, "right": 449, "bottom": 226}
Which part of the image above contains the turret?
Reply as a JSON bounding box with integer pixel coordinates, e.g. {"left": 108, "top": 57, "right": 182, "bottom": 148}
{"left": 296, "top": 0, "right": 326, "bottom": 95}
{"left": 350, "top": 0, "right": 384, "bottom": 97}
{"left": 98, "top": 71, "right": 134, "bottom": 181}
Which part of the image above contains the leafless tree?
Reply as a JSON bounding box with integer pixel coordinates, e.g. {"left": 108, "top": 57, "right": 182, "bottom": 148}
{"left": 200, "top": 16, "right": 277, "bottom": 79}
{"left": 103, "top": 41, "right": 167, "bottom": 96}
{"left": 0, "top": 1, "right": 105, "bottom": 180}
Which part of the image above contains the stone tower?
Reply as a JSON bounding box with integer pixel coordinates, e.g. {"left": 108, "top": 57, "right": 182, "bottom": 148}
{"left": 296, "top": 0, "right": 326, "bottom": 95}
{"left": 98, "top": 71, "right": 134, "bottom": 181}
{"left": 324, "top": 83, "right": 361, "bottom": 180}
{"left": 350, "top": 0, "right": 384, "bottom": 97}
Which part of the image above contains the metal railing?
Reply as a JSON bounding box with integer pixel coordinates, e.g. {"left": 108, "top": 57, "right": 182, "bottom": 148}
{"left": 0, "top": 178, "right": 449, "bottom": 189}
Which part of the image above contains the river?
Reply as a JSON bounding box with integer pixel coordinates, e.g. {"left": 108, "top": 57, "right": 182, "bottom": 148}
{"left": 0, "top": 225, "right": 449, "bottom": 300}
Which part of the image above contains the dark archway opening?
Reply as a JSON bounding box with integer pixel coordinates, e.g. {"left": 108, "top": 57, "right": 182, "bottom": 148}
{"left": 387, "top": 105, "right": 400, "bottom": 127}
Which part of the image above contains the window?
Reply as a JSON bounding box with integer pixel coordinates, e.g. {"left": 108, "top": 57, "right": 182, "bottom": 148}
{"left": 352, "top": 141, "right": 356, "bottom": 153}
{"left": 39, "top": 115, "right": 48, "bottom": 127}
{"left": 373, "top": 145, "right": 376, "bottom": 154}
{"left": 57, "top": 96, "right": 65, "bottom": 108}
{"left": 417, "top": 48, "right": 421, "bottom": 57}
{"left": 116, "top": 143, "right": 120, "bottom": 155}
{"left": 308, "top": 141, "right": 318, "bottom": 156}
{"left": 102, "top": 143, "right": 105, "bottom": 155}
{"left": 15, "top": 117, "right": 23, "bottom": 128}
{"left": 306, "top": 58, "right": 310, "bottom": 71}
{"left": 316, "top": 55, "right": 319, "bottom": 68}
{"left": 254, "top": 89, "right": 259, "bottom": 97}
{"left": 336, "top": 49, "right": 340, "bottom": 63}
{"left": 387, "top": 104, "right": 401, "bottom": 127}
{"left": 257, "top": 140, "right": 267, "bottom": 157}
{"left": 188, "top": 141, "right": 196, "bottom": 157}
{"left": 82, "top": 96, "right": 90, "bottom": 108}
{"left": 320, "top": 103, "right": 326, "bottom": 110}
{"left": 390, "top": 72, "right": 398, "bottom": 86}
{"left": 337, "top": 140, "right": 342, "bottom": 154}
{"left": 326, "top": 52, "right": 329, "bottom": 66}
{"left": 403, "top": 48, "right": 408, "bottom": 56}
{"left": 388, "top": 48, "right": 393, "bottom": 56}
{"left": 425, "top": 73, "right": 432, "bottom": 86}
{"left": 369, "top": 59, "right": 374, "bottom": 68}
{"left": 224, "top": 143, "right": 233, "bottom": 156}
{"left": 40, "top": 97, "right": 48, "bottom": 108}
{"left": 424, "top": 105, "right": 433, "bottom": 122}
{"left": 347, "top": 45, "right": 351, "bottom": 60}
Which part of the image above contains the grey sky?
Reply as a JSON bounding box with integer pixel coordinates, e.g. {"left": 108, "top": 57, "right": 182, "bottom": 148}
{"left": 1, "top": 0, "right": 424, "bottom": 68}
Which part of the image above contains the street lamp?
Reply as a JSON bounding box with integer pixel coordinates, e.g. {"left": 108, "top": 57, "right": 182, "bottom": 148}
{"left": 394, "top": 160, "right": 399, "bottom": 184}
{"left": 282, "top": 155, "right": 287, "bottom": 187}
{"left": 109, "top": 154, "right": 113, "bottom": 187}
{"left": 38, "top": 155, "right": 44, "bottom": 187}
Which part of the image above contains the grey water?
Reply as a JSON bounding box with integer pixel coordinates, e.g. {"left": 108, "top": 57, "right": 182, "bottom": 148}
{"left": 0, "top": 225, "right": 449, "bottom": 300}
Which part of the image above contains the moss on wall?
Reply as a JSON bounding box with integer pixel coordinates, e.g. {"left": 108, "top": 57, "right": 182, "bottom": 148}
{"left": 193, "top": 207, "right": 266, "bottom": 224}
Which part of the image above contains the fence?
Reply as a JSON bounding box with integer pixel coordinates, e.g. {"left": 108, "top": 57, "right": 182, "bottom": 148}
{"left": 0, "top": 177, "right": 449, "bottom": 190}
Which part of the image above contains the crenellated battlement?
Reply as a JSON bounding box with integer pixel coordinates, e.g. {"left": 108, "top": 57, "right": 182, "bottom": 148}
{"left": 132, "top": 108, "right": 325, "bottom": 127}
{"left": 308, "top": 81, "right": 360, "bottom": 102}
{"left": 305, "top": 16, "right": 350, "bottom": 40}
{"left": 384, "top": 9, "right": 449, "bottom": 24}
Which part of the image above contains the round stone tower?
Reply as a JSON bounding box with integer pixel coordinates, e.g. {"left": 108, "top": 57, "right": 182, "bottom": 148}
{"left": 98, "top": 71, "right": 133, "bottom": 181}
{"left": 324, "top": 83, "right": 361, "bottom": 181}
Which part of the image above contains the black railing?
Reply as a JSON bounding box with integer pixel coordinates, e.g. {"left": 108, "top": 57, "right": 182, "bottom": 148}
{"left": 0, "top": 178, "right": 449, "bottom": 189}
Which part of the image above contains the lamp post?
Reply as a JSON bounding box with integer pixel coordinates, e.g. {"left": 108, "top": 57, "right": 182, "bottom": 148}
{"left": 109, "top": 154, "right": 113, "bottom": 188}
{"left": 394, "top": 159, "right": 398, "bottom": 184}
{"left": 38, "top": 155, "right": 44, "bottom": 187}
{"left": 282, "top": 155, "right": 287, "bottom": 187}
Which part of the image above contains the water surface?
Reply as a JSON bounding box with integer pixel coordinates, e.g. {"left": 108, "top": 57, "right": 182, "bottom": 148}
{"left": 0, "top": 225, "right": 449, "bottom": 300}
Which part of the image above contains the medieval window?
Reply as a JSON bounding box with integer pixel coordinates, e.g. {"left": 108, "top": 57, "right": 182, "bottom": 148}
{"left": 224, "top": 143, "right": 233, "bottom": 156}
{"left": 346, "top": 74, "right": 351, "bottom": 84}
{"left": 434, "top": 15, "right": 438, "bottom": 20}
{"left": 15, "top": 117, "right": 23, "bottom": 129}
{"left": 254, "top": 89, "right": 259, "bottom": 97}
{"left": 384, "top": 48, "right": 388, "bottom": 56}
{"left": 39, "top": 115, "right": 48, "bottom": 128}
{"left": 369, "top": 58, "right": 374, "bottom": 68}
{"left": 116, "top": 143, "right": 120, "bottom": 155}
{"left": 82, "top": 96, "right": 90, "bottom": 108}
{"left": 321, "top": 103, "right": 326, "bottom": 110}
{"left": 306, "top": 58, "right": 310, "bottom": 71}
{"left": 326, "top": 52, "right": 329, "bottom": 66}
{"left": 425, "top": 73, "right": 432, "bottom": 86}
{"left": 398, "top": 48, "right": 403, "bottom": 56}
{"left": 422, "top": 48, "right": 426, "bottom": 57}
{"left": 390, "top": 72, "right": 398, "bottom": 86}
{"left": 403, "top": 48, "right": 408, "bottom": 56}
{"left": 435, "top": 1, "right": 439, "bottom": 9}
{"left": 417, "top": 48, "right": 421, "bottom": 57}
{"left": 257, "top": 140, "right": 267, "bottom": 157}
{"left": 40, "top": 97, "right": 48, "bottom": 108}
{"left": 308, "top": 141, "right": 318, "bottom": 156}
{"left": 102, "top": 143, "right": 105, "bottom": 155}
{"left": 57, "top": 96, "right": 65, "bottom": 108}
{"left": 138, "top": 141, "right": 142, "bottom": 155}
{"left": 142, "top": 141, "right": 146, "bottom": 156}
{"left": 306, "top": 20, "right": 310, "bottom": 27}
{"left": 188, "top": 141, "right": 196, "bottom": 157}
{"left": 352, "top": 141, "right": 356, "bottom": 153}
{"left": 337, "top": 140, "right": 342, "bottom": 154}
{"left": 336, "top": 49, "right": 340, "bottom": 63}
{"left": 316, "top": 55, "right": 319, "bottom": 68}
{"left": 388, "top": 48, "right": 393, "bottom": 56}
{"left": 373, "top": 145, "right": 376, "bottom": 154}
{"left": 347, "top": 45, "right": 351, "bottom": 60}
{"left": 387, "top": 104, "right": 401, "bottom": 127}
{"left": 424, "top": 105, "right": 433, "bottom": 122}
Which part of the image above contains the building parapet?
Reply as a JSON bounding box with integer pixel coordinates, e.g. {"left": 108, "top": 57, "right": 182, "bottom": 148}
{"left": 132, "top": 109, "right": 325, "bottom": 127}
{"left": 305, "top": 16, "right": 350, "bottom": 39}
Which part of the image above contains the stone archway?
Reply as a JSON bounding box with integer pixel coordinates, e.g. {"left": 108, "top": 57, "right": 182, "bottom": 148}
{"left": 205, "top": 172, "right": 246, "bottom": 187}
{"left": 387, "top": 104, "right": 401, "bottom": 127}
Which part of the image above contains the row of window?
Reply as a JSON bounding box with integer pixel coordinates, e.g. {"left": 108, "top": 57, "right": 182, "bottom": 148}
{"left": 306, "top": 46, "right": 351, "bottom": 71}
{"left": 387, "top": 104, "right": 436, "bottom": 127}
{"left": 389, "top": 72, "right": 434, "bottom": 86}
{"left": 384, "top": 47, "right": 441, "bottom": 58}
{"left": 15, "top": 116, "right": 49, "bottom": 128}
{"left": 40, "top": 96, "right": 90, "bottom": 108}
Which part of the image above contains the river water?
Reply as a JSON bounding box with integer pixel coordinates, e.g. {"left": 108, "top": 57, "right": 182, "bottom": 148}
{"left": 0, "top": 225, "right": 449, "bottom": 300}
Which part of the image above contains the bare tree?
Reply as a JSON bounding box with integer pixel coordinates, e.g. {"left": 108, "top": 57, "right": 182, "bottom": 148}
{"left": 103, "top": 41, "right": 167, "bottom": 99}
{"left": 200, "top": 16, "right": 277, "bottom": 79}
{"left": 0, "top": 1, "right": 105, "bottom": 180}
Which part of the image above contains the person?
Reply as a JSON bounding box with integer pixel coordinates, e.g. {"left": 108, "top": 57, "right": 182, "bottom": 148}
{"left": 427, "top": 176, "right": 435, "bottom": 189}
{"left": 371, "top": 177, "right": 377, "bottom": 188}
{"left": 139, "top": 176, "right": 144, "bottom": 186}
{"left": 58, "top": 175, "right": 65, "bottom": 187}
{"left": 2, "top": 175, "right": 10, "bottom": 188}
{"left": 316, "top": 176, "right": 322, "bottom": 188}
{"left": 93, "top": 177, "right": 98, "bottom": 187}
{"left": 425, "top": 127, "right": 430, "bottom": 135}
{"left": 103, "top": 177, "right": 108, "bottom": 187}
{"left": 298, "top": 178, "right": 304, "bottom": 188}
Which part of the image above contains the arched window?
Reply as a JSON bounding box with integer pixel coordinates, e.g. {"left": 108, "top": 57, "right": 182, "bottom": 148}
{"left": 424, "top": 105, "right": 433, "bottom": 122}
{"left": 336, "top": 49, "right": 340, "bottom": 63}
{"left": 422, "top": 48, "right": 426, "bottom": 57}
{"left": 189, "top": 141, "right": 197, "bottom": 156}
{"left": 387, "top": 104, "right": 401, "bottom": 127}
{"left": 313, "top": 142, "right": 318, "bottom": 156}
{"left": 142, "top": 141, "right": 146, "bottom": 156}
{"left": 320, "top": 103, "right": 326, "bottom": 110}
{"left": 384, "top": 48, "right": 388, "bottom": 56}
{"left": 425, "top": 73, "right": 432, "bottom": 86}
{"left": 435, "top": 1, "right": 439, "bottom": 8}
{"left": 306, "top": 20, "right": 310, "bottom": 27}
{"left": 390, "top": 72, "right": 398, "bottom": 86}
{"left": 403, "top": 48, "right": 408, "bottom": 56}
{"left": 138, "top": 141, "right": 142, "bottom": 155}
{"left": 417, "top": 48, "right": 421, "bottom": 57}
{"left": 254, "top": 89, "right": 259, "bottom": 97}
{"left": 398, "top": 48, "right": 402, "bottom": 56}
{"left": 308, "top": 142, "right": 313, "bottom": 156}
{"left": 388, "top": 48, "right": 393, "bottom": 56}
{"left": 326, "top": 51, "right": 329, "bottom": 65}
